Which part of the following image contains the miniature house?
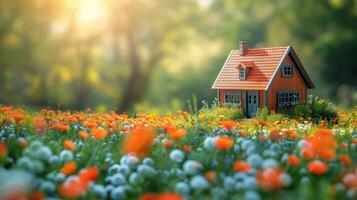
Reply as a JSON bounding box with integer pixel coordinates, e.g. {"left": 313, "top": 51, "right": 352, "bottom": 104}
{"left": 212, "top": 41, "right": 314, "bottom": 117}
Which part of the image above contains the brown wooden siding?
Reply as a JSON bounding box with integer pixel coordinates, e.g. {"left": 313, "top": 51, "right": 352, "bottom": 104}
{"left": 267, "top": 54, "right": 307, "bottom": 112}
{"left": 218, "top": 89, "right": 265, "bottom": 115}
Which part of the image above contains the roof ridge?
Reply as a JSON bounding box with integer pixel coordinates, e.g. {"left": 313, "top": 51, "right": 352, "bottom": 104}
{"left": 233, "top": 46, "right": 290, "bottom": 51}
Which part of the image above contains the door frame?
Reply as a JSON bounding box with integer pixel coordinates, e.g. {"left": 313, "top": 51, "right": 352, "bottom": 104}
{"left": 246, "top": 91, "right": 259, "bottom": 117}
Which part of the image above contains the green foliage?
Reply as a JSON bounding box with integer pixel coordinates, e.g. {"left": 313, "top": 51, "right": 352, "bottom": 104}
{"left": 0, "top": 0, "right": 356, "bottom": 111}
{"left": 199, "top": 102, "right": 244, "bottom": 121}
{"left": 255, "top": 107, "right": 284, "bottom": 123}
{"left": 281, "top": 95, "right": 338, "bottom": 122}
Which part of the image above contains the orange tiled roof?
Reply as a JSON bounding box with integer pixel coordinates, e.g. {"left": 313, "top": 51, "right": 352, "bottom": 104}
{"left": 212, "top": 46, "right": 314, "bottom": 90}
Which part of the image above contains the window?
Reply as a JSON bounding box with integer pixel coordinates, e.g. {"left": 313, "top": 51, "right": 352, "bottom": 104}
{"left": 224, "top": 91, "right": 241, "bottom": 106}
{"left": 282, "top": 64, "right": 293, "bottom": 77}
{"left": 239, "top": 68, "right": 245, "bottom": 80}
{"left": 277, "top": 91, "right": 299, "bottom": 107}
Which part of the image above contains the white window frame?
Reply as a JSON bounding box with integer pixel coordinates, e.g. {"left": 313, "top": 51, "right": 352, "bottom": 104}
{"left": 224, "top": 91, "right": 241, "bottom": 107}
{"left": 239, "top": 67, "right": 245, "bottom": 80}
{"left": 282, "top": 64, "right": 293, "bottom": 77}
{"left": 277, "top": 90, "right": 299, "bottom": 107}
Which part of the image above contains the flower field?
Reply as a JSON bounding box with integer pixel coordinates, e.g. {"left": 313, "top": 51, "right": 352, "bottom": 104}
{"left": 0, "top": 106, "right": 357, "bottom": 200}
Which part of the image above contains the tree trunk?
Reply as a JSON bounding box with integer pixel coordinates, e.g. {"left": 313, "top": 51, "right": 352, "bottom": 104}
{"left": 116, "top": 28, "right": 160, "bottom": 112}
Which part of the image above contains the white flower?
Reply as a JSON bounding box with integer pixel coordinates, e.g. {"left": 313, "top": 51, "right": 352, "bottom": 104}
{"left": 59, "top": 150, "right": 73, "bottom": 162}
{"left": 241, "top": 140, "right": 254, "bottom": 150}
{"left": 137, "top": 164, "right": 156, "bottom": 178}
{"left": 92, "top": 184, "right": 107, "bottom": 199}
{"left": 108, "top": 164, "right": 121, "bottom": 174}
{"left": 109, "top": 173, "right": 127, "bottom": 186}
{"left": 211, "top": 187, "right": 227, "bottom": 199}
{"left": 171, "top": 168, "right": 186, "bottom": 180}
{"left": 175, "top": 182, "right": 190, "bottom": 195}
{"left": 17, "top": 156, "right": 33, "bottom": 170}
{"left": 0, "top": 169, "right": 34, "bottom": 195}
{"left": 143, "top": 157, "right": 154, "bottom": 166}
{"left": 280, "top": 173, "right": 292, "bottom": 187}
{"left": 261, "top": 159, "right": 278, "bottom": 169}
{"left": 244, "top": 190, "right": 261, "bottom": 200}
{"left": 118, "top": 165, "right": 131, "bottom": 176}
{"left": 203, "top": 137, "right": 216, "bottom": 151}
{"left": 129, "top": 172, "right": 144, "bottom": 185}
{"left": 55, "top": 173, "right": 66, "bottom": 182}
{"left": 120, "top": 155, "right": 140, "bottom": 169}
{"left": 183, "top": 160, "right": 203, "bottom": 175}
{"left": 190, "top": 175, "right": 210, "bottom": 191}
{"left": 169, "top": 149, "right": 185, "bottom": 163}
{"left": 31, "top": 160, "right": 44, "bottom": 173}
{"left": 243, "top": 176, "right": 257, "bottom": 190}
{"left": 39, "top": 181, "right": 56, "bottom": 193}
{"left": 29, "top": 141, "right": 43, "bottom": 151}
{"left": 246, "top": 154, "right": 262, "bottom": 168}
{"left": 34, "top": 146, "right": 53, "bottom": 162}
{"left": 110, "top": 187, "right": 127, "bottom": 200}
{"left": 48, "top": 155, "right": 60, "bottom": 165}
{"left": 223, "top": 176, "right": 236, "bottom": 191}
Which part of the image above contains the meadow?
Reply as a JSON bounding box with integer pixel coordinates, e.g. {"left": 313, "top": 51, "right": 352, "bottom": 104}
{"left": 0, "top": 103, "right": 356, "bottom": 200}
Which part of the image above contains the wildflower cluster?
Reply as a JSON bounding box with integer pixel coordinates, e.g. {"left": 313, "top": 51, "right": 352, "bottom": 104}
{"left": 0, "top": 106, "right": 356, "bottom": 199}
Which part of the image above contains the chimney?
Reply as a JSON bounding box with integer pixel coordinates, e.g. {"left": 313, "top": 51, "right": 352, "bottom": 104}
{"left": 239, "top": 41, "right": 248, "bottom": 56}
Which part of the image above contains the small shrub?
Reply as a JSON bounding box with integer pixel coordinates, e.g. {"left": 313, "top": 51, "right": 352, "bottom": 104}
{"left": 199, "top": 102, "right": 244, "bottom": 121}
{"left": 281, "top": 95, "right": 338, "bottom": 122}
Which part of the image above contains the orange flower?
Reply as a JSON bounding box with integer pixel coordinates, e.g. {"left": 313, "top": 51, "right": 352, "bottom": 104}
{"left": 306, "top": 129, "right": 337, "bottom": 160}
{"left": 0, "top": 142, "right": 7, "bottom": 159}
{"left": 339, "top": 154, "right": 351, "bottom": 166}
{"left": 19, "top": 139, "right": 28, "bottom": 148}
{"left": 257, "top": 167, "right": 284, "bottom": 191}
{"left": 340, "top": 143, "right": 348, "bottom": 150}
{"left": 220, "top": 121, "right": 237, "bottom": 130}
{"left": 0, "top": 106, "right": 13, "bottom": 112}
{"left": 301, "top": 148, "right": 314, "bottom": 160}
{"left": 139, "top": 192, "right": 184, "bottom": 200}
{"left": 139, "top": 193, "right": 157, "bottom": 200}
{"left": 233, "top": 161, "right": 251, "bottom": 172}
{"left": 60, "top": 162, "right": 77, "bottom": 176}
{"left": 78, "top": 167, "right": 99, "bottom": 182}
{"left": 53, "top": 123, "right": 69, "bottom": 132}
{"left": 30, "top": 191, "right": 43, "bottom": 200}
{"left": 307, "top": 160, "right": 328, "bottom": 175}
{"left": 182, "top": 145, "right": 192, "bottom": 153}
{"left": 91, "top": 128, "right": 108, "bottom": 140}
{"left": 283, "top": 130, "right": 298, "bottom": 139}
{"left": 269, "top": 129, "right": 282, "bottom": 141}
{"left": 78, "top": 130, "right": 89, "bottom": 139}
{"left": 64, "top": 140, "right": 76, "bottom": 150}
{"left": 82, "top": 120, "right": 98, "bottom": 129}
{"left": 122, "top": 126, "right": 155, "bottom": 157}
{"left": 168, "top": 128, "right": 187, "bottom": 140}
{"left": 215, "top": 136, "right": 234, "bottom": 150}
{"left": 287, "top": 155, "right": 300, "bottom": 166}
{"left": 59, "top": 176, "right": 88, "bottom": 198}
{"left": 256, "top": 120, "right": 269, "bottom": 127}
{"left": 156, "top": 193, "right": 184, "bottom": 200}
{"left": 12, "top": 110, "right": 25, "bottom": 123}
{"left": 342, "top": 172, "right": 357, "bottom": 191}
{"left": 32, "top": 117, "right": 47, "bottom": 132}
{"left": 204, "top": 170, "right": 217, "bottom": 181}
{"left": 163, "top": 140, "right": 173, "bottom": 148}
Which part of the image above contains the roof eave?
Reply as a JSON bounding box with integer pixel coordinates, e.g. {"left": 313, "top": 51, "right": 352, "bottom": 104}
{"left": 211, "top": 50, "right": 234, "bottom": 89}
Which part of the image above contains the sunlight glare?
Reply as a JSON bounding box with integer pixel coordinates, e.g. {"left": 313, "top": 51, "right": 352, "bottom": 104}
{"left": 76, "top": 0, "right": 107, "bottom": 26}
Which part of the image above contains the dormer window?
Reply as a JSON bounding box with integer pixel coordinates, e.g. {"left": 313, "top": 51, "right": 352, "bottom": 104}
{"left": 239, "top": 67, "right": 245, "bottom": 80}
{"left": 282, "top": 64, "right": 293, "bottom": 77}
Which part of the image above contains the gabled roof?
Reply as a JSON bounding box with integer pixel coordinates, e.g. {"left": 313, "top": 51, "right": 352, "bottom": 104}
{"left": 211, "top": 46, "right": 314, "bottom": 90}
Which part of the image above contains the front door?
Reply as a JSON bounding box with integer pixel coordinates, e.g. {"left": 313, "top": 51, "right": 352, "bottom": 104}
{"left": 247, "top": 91, "right": 259, "bottom": 117}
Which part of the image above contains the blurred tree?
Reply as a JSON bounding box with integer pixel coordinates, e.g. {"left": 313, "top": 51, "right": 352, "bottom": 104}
{"left": 0, "top": 0, "right": 355, "bottom": 111}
